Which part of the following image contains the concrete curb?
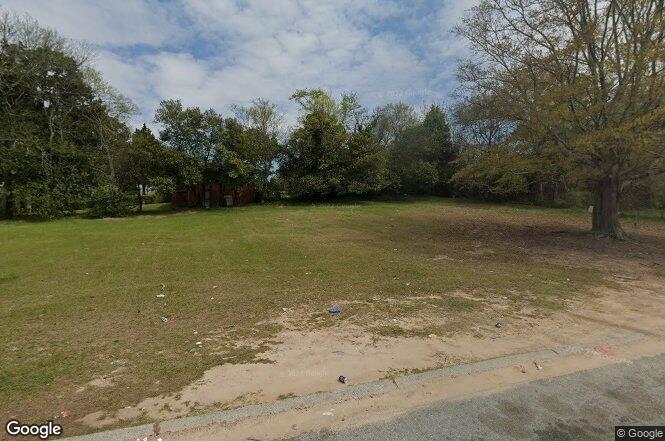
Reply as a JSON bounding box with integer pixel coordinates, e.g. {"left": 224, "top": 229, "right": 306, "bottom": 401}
{"left": 64, "top": 331, "right": 645, "bottom": 441}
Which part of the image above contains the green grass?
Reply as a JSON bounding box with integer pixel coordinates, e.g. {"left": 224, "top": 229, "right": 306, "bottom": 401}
{"left": 1, "top": 198, "right": 663, "bottom": 433}
{"left": 620, "top": 208, "right": 665, "bottom": 222}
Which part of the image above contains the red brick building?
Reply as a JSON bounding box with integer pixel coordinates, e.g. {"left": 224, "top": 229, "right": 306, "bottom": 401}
{"left": 171, "top": 183, "right": 256, "bottom": 208}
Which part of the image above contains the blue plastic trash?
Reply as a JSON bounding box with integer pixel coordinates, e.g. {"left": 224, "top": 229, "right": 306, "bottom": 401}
{"left": 328, "top": 306, "right": 341, "bottom": 315}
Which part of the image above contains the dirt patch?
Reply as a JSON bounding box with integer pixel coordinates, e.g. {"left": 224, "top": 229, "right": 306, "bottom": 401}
{"left": 79, "top": 273, "right": 665, "bottom": 429}
{"left": 142, "top": 339, "right": 665, "bottom": 441}
{"left": 86, "top": 378, "right": 115, "bottom": 388}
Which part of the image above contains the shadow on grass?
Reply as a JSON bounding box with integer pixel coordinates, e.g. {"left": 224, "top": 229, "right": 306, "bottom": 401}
{"left": 346, "top": 201, "right": 665, "bottom": 266}
{"left": 1, "top": 196, "right": 663, "bottom": 234}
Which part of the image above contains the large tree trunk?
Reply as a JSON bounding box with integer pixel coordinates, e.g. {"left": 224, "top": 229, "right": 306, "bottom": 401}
{"left": 592, "top": 178, "right": 625, "bottom": 239}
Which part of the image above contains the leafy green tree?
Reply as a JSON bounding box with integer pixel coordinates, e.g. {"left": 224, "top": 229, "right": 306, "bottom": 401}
{"left": 370, "top": 103, "right": 420, "bottom": 149}
{"left": 214, "top": 118, "right": 255, "bottom": 189}
{"left": 232, "top": 98, "right": 284, "bottom": 199}
{"left": 117, "top": 124, "right": 167, "bottom": 212}
{"left": 0, "top": 12, "right": 124, "bottom": 218}
{"left": 652, "top": 177, "right": 665, "bottom": 218}
{"left": 388, "top": 105, "right": 456, "bottom": 195}
{"left": 154, "top": 100, "right": 226, "bottom": 206}
{"left": 342, "top": 127, "right": 388, "bottom": 194}
{"left": 291, "top": 89, "right": 365, "bottom": 131}
{"left": 84, "top": 68, "right": 138, "bottom": 182}
{"left": 452, "top": 144, "right": 532, "bottom": 199}
{"left": 454, "top": 0, "right": 665, "bottom": 238}
{"left": 280, "top": 107, "right": 387, "bottom": 199}
{"left": 89, "top": 183, "right": 134, "bottom": 218}
{"left": 402, "top": 160, "right": 439, "bottom": 194}
{"left": 450, "top": 93, "right": 520, "bottom": 199}
{"left": 280, "top": 111, "right": 348, "bottom": 198}
{"left": 423, "top": 105, "right": 456, "bottom": 194}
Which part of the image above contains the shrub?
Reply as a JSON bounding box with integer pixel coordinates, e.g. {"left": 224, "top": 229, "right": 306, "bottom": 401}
{"left": 651, "top": 178, "right": 665, "bottom": 216}
{"left": 263, "top": 177, "right": 285, "bottom": 200}
{"left": 552, "top": 190, "right": 592, "bottom": 208}
{"left": 149, "top": 177, "right": 176, "bottom": 203}
{"left": 401, "top": 160, "right": 439, "bottom": 194}
{"left": 89, "top": 184, "right": 134, "bottom": 218}
{"left": 141, "top": 194, "right": 156, "bottom": 205}
{"left": 11, "top": 182, "right": 83, "bottom": 219}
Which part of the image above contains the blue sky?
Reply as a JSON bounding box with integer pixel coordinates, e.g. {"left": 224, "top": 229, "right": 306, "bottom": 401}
{"left": 3, "top": 0, "right": 477, "bottom": 128}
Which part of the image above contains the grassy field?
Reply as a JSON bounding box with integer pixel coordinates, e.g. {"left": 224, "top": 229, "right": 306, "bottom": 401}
{"left": 2, "top": 198, "right": 664, "bottom": 433}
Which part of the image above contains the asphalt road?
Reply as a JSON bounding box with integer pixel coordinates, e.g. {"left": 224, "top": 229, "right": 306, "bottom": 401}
{"left": 292, "top": 354, "right": 665, "bottom": 441}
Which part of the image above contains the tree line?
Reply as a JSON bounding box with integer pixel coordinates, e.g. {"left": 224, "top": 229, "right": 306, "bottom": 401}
{"left": 0, "top": 12, "right": 457, "bottom": 219}
{"left": 1, "top": 2, "right": 663, "bottom": 238}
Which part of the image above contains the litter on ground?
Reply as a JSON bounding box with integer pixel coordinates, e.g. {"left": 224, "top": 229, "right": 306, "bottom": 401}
{"left": 594, "top": 345, "right": 612, "bottom": 356}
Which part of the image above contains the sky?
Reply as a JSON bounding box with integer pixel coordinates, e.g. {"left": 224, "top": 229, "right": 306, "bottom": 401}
{"left": 2, "top": 0, "right": 477, "bottom": 128}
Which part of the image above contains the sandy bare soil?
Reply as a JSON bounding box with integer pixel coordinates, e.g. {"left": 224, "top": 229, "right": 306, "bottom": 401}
{"left": 78, "top": 269, "right": 665, "bottom": 431}
{"left": 163, "top": 338, "right": 665, "bottom": 441}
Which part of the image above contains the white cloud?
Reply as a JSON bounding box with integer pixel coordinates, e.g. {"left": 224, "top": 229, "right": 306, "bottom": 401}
{"left": 94, "top": 51, "right": 151, "bottom": 99}
{"left": 2, "top": 0, "right": 182, "bottom": 46}
{"left": 429, "top": 0, "right": 478, "bottom": 58}
{"left": 172, "top": 0, "right": 433, "bottom": 117}
{"left": 3, "top": 0, "right": 478, "bottom": 128}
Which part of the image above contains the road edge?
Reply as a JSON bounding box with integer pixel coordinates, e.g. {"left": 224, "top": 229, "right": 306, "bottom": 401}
{"left": 64, "top": 332, "right": 645, "bottom": 441}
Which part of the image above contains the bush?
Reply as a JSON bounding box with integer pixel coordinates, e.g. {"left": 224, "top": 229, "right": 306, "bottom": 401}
{"left": 651, "top": 178, "right": 665, "bottom": 214}
{"left": 263, "top": 177, "right": 285, "bottom": 200}
{"left": 401, "top": 160, "right": 439, "bottom": 194}
{"left": 552, "top": 189, "right": 592, "bottom": 208}
{"left": 150, "top": 177, "right": 175, "bottom": 196}
{"left": 141, "top": 194, "right": 156, "bottom": 205}
{"left": 11, "top": 182, "right": 84, "bottom": 219}
{"left": 89, "top": 184, "right": 135, "bottom": 218}
{"left": 281, "top": 111, "right": 387, "bottom": 199}
{"left": 621, "top": 180, "right": 652, "bottom": 211}
{"left": 149, "top": 177, "right": 176, "bottom": 204}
